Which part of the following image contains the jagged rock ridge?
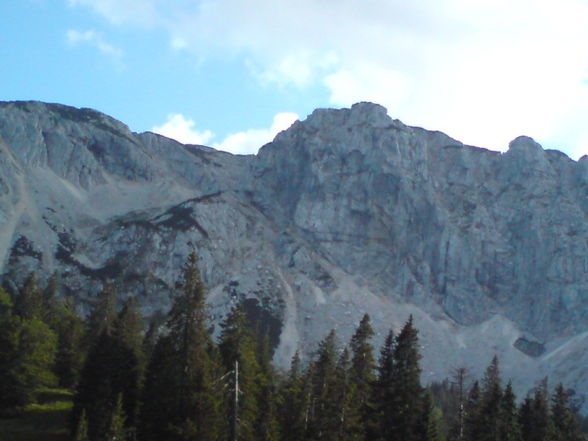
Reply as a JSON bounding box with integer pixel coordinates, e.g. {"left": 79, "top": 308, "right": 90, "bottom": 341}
{"left": 2, "top": 100, "right": 588, "bottom": 406}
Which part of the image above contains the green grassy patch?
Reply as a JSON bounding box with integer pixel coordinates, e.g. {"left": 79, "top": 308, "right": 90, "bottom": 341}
{"left": 0, "top": 388, "right": 73, "bottom": 441}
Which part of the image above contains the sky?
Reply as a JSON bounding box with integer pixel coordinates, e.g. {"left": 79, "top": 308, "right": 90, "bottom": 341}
{"left": 2, "top": 0, "right": 588, "bottom": 158}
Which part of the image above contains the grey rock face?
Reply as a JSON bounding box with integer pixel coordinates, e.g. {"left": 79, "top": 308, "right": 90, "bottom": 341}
{"left": 2, "top": 100, "right": 588, "bottom": 405}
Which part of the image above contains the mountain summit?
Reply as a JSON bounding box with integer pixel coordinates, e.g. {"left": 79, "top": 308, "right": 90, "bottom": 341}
{"left": 2, "top": 100, "right": 588, "bottom": 403}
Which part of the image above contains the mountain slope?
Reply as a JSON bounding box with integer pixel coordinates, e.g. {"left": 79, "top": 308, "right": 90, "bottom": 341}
{"left": 2, "top": 100, "right": 588, "bottom": 405}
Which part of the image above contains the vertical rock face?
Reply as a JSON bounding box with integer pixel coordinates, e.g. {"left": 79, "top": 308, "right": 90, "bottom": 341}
{"left": 2, "top": 100, "right": 588, "bottom": 405}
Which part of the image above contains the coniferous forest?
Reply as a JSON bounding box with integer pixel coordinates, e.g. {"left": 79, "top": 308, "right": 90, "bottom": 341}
{"left": 0, "top": 254, "right": 586, "bottom": 441}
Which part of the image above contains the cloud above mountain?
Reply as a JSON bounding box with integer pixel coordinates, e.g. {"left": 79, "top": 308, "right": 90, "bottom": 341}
{"left": 70, "top": 0, "right": 588, "bottom": 155}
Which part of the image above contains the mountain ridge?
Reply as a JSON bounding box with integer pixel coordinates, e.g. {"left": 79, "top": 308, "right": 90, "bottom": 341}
{"left": 2, "top": 100, "right": 588, "bottom": 406}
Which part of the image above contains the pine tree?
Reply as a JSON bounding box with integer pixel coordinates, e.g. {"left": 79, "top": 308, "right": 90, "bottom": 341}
{"left": 139, "top": 253, "right": 221, "bottom": 441}
{"left": 520, "top": 378, "right": 550, "bottom": 441}
{"left": 417, "top": 390, "right": 441, "bottom": 441}
{"left": 255, "top": 334, "right": 280, "bottom": 441}
{"left": 86, "top": 283, "right": 118, "bottom": 343}
{"left": 335, "top": 347, "right": 353, "bottom": 441}
{"left": 499, "top": 381, "right": 521, "bottom": 441}
{"left": 464, "top": 381, "right": 482, "bottom": 441}
{"left": 112, "top": 297, "right": 145, "bottom": 432}
{"left": 448, "top": 367, "right": 470, "bottom": 441}
{"left": 73, "top": 288, "right": 144, "bottom": 441}
{"left": 347, "top": 314, "right": 376, "bottom": 441}
{"left": 0, "top": 288, "right": 25, "bottom": 412}
{"left": 388, "top": 315, "right": 423, "bottom": 441}
{"left": 72, "top": 332, "right": 130, "bottom": 441}
{"left": 370, "top": 328, "right": 395, "bottom": 441}
{"left": 219, "top": 304, "right": 263, "bottom": 441}
{"left": 14, "top": 273, "right": 44, "bottom": 320}
{"left": 307, "top": 330, "right": 342, "bottom": 441}
{"left": 107, "top": 394, "right": 128, "bottom": 441}
{"left": 280, "top": 351, "right": 311, "bottom": 441}
{"left": 0, "top": 284, "right": 58, "bottom": 412}
{"left": 549, "top": 383, "right": 583, "bottom": 441}
{"left": 478, "top": 355, "right": 503, "bottom": 441}
{"left": 53, "top": 296, "right": 85, "bottom": 388}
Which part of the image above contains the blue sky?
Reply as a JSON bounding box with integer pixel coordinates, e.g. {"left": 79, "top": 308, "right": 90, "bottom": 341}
{"left": 2, "top": 0, "right": 588, "bottom": 157}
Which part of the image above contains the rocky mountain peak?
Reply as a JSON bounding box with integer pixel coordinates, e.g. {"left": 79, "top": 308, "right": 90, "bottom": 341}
{"left": 3, "top": 100, "right": 588, "bottom": 407}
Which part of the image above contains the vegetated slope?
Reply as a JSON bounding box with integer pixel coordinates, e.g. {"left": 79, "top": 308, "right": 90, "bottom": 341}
{"left": 2, "top": 100, "right": 588, "bottom": 406}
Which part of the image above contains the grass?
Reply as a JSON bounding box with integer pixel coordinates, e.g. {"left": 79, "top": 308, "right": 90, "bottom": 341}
{"left": 0, "top": 388, "right": 73, "bottom": 441}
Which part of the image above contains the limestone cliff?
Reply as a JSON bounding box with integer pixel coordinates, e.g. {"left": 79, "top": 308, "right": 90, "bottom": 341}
{"left": 2, "top": 100, "right": 588, "bottom": 405}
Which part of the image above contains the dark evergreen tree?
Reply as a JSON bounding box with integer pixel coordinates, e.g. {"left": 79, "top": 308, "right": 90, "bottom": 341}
{"left": 0, "top": 283, "right": 58, "bottom": 412}
{"left": 52, "top": 296, "right": 85, "bottom": 388}
{"left": 279, "top": 351, "right": 309, "bottom": 441}
{"left": 255, "top": 334, "right": 280, "bottom": 441}
{"left": 335, "top": 347, "right": 353, "bottom": 441}
{"left": 388, "top": 315, "right": 423, "bottom": 441}
{"left": 347, "top": 314, "right": 376, "bottom": 441}
{"left": 549, "top": 383, "right": 583, "bottom": 441}
{"left": 520, "top": 378, "right": 550, "bottom": 441}
{"left": 447, "top": 367, "right": 470, "bottom": 441}
{"left": 107, "top": 394, "right": 128, "bottom": 441}
{"left": 73, "top": 287, "right": 144, "bottom": 441}
{"left": 72, "top": 331, "right": 133, "bottom": 441}
{"left": 14, "top": 273, "right": 44, "bottom": 320}
{"left": 0, "top": 288, "right": 26, "bottom": 412}
{"left": 478, "top": 355, "right": 503, "bottom": 441}
{"left": 464, "top": 381, "right": 482, "bottom": 441}
{"left": 499, "top": 381, "right": 522, "bottom": 441}
{"left": 219, "top": 304, "right": 264, "bottom": 441}
{"left": 86, "top": 283, "right": 117, "bottom": 343}
{"left": 112, "top": 297, "right": 144, "bottom": 436}
{"left": 139, "top": 253, "right": 221, "bottom": 441}
{"left": 370, "top": 328, "right": 395, "bottom": 441}
{"left": 416, "top": 390, "right": 441, "bottom": 441}
{"left": 307, "top": 330, "right": 341, "bottom": 441}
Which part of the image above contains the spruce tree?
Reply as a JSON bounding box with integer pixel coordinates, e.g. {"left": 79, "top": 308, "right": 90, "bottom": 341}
{"left": 464, "top": 381, "right": 482, "bottom": 441}
{"left": 14, "top": 272, "right": 44, "bottom": 320}
{"left": 255, "top": 335, "right": 280, "bottom": 441}
{"left": 499, "top": 381, "right": 522, "bottom": 441}
{"left": 335, "top": 347, "right": 353, "bottom": 441}
{"left": 549, "top": 383, "right": 583, "bottom": 441}
{"left": 307, "top": 330, "right": 341, "bottom": 441}
{"left": 52, "top": 296, "right": 85, "bottom": 388}
{"left": 86, "top": 283, "right": 118, "bottom": 344}
{"left": 219, "top": 304, "right": 263, "bottom": 441}
{"left": 348, "top": 314, "right": 376, "bottom": 441}
{"left": 107, "top": 394, "right": 128, "bottom": 441}
{"left": 73, "top": 288, "right": 143, "bottom": 441}
{"left": 478, "top": 356, "right": 503, "bottom": 441}
{"left": 370, "top": 328, "right": 395, "bottom": 441}
{"left": 389, "top": 315, "right": 423, "bottom": 441}
{"left": 113, "top": 297, "right": 145, "bottom": 432}
{"left": 417, "top": 390, "right": 441, "bottom": 441}
{"left": 139, "top": 253, "right": 221, "bottom": 441}
{"left": 520, "top": 378, "right": 550, "bottom": 441}
{"left": 279, "top": 351, "right": 308, "bottom": 441}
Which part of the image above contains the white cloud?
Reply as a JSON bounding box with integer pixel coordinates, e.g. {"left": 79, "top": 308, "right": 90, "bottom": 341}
{"left": 151, "top": 114, "right": 214, "bottom": 145}
{"left": 214, "top": 112, "right": 299, "bottom": 155}
{"left": 66, "top": 29, "right": 123, "bottom": 62}
{"left": 69, "top": 0, "right": 588, "bottom": 157}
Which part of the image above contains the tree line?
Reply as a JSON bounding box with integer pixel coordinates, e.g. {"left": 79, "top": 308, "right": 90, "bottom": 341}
{"left": 0, "top": 254, "right": 586, "bottom": 441}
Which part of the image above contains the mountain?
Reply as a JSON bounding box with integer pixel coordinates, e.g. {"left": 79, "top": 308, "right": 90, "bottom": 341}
{"left": 2, "top": 100, "right": 588, "bottom": 405}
